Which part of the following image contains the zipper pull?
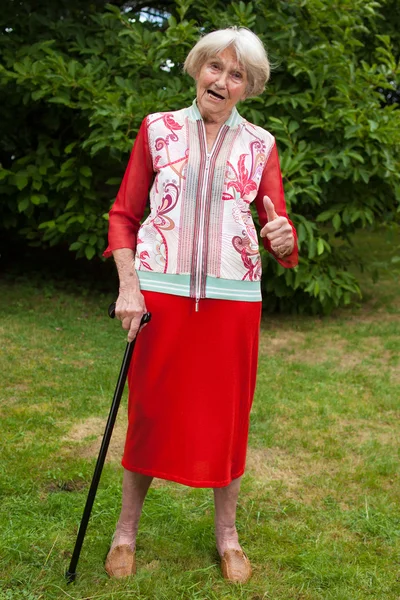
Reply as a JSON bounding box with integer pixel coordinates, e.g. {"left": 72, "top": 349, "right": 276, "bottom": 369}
{"left": 195, "top": 300, "right": 199, "bottom": 312}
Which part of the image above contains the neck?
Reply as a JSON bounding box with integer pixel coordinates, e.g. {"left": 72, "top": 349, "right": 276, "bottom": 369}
{"left": 197, "top": 103, "right": 232, "bottom": 127}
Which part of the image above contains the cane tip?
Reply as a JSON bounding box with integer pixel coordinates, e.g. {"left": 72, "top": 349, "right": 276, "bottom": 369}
{"left": 65, "top": 570, "right": 77, "bottom": 584}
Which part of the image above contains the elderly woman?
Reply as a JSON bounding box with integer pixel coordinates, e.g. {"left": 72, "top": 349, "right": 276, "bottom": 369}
{"left": 103, "top": 27, "right": 298, "bottom": 583}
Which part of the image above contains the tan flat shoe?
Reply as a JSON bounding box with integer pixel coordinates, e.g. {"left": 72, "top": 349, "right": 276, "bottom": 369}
{"left": 221, "top": 548, "right": 252, "bottom": 583}
{"left": 105, "top": 544, "right": 136, "bottom": 578}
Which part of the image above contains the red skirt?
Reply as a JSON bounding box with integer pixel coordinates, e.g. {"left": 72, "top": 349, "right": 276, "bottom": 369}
{"left": 122, "top": 291, "right": 261, "bottom": 487}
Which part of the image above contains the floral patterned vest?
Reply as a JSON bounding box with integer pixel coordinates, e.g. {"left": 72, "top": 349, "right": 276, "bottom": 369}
{"left": 134, "top": 100, "right": 277, "bottom": 306}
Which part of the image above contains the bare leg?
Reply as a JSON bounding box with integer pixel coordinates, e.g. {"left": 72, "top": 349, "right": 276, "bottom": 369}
{"left": 213, "top": 476, "right": 243, "bottom": 557}
{"left": 110, "top": 469, "right": 153, "bottom": 552}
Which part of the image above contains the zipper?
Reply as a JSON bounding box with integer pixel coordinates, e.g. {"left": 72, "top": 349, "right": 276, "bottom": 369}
{"left": 193, "top": 125, "right": 225, "bottom": 312}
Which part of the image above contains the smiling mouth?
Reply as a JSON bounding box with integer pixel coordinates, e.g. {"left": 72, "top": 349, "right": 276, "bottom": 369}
{"left": 207, "top": 90, "right": 225, "bottom": 100}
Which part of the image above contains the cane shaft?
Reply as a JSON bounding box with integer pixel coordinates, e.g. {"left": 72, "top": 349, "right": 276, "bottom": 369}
{"left": 66, "top": 339, "right": 135, "bottom": 582}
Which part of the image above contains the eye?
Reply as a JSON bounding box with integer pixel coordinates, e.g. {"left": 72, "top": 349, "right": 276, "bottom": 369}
{"left": 209, "top": 62, "right": 220, "bottom": 70}
{"left": 232, "top": 71, "right": 243, "bottom": 80}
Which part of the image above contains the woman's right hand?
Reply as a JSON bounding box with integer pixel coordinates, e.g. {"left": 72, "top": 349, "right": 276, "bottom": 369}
{"left": 115, "top": 288, "right": 147, "bottom": 342}
{"left": 112, "top": 248, "right": 147, "bottom": 342}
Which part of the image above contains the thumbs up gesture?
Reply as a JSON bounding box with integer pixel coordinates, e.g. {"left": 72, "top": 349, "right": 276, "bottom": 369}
{"left": 260, "top": 196, "right": 294, "bottom": 258}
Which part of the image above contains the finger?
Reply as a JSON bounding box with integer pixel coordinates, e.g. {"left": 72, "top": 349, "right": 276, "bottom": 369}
{"left": 272, "top": 239, "right": 294, "bottom": 256}
{"left": 260, "top": 220, "right": 280, "bottom": 238}
{"left": 115, "top": 300, "right": 133, "bottom": 322}
{"left": 262, "top": 216, "right": 292, "bottom": 238}
{"left": 127, "top": 316, "right": 142, "bottom": 342}
{"left": 263, "top": 195, "right": 278, "bottom": 222}
{"left": 262, "top": 219, "right": 282, "bottom": 234}
{"left": 268, "top": 228, "right": 289, "bottom": 241}
{"left": 122, "top": 314, "right": 143, "bottom": 331}
{"left": 116, "top": 300, "right": 145, "bottom": 323}
{"left": 273, "top": 245, "right": 292, "bottom": 258}
{"left": 262, "top": 225, "right": 286, "bottom": 241}
{"left": 271, "top": 241, "right": 290, "bottom": 253}
{"left": 115, "top": 304, "right": 125, "bottom": 321}
{"left": 270, "top": 234, "right": 285, "bottom": 246}
{"left": 121, "top": 316, "right": 133, "bottom": 331}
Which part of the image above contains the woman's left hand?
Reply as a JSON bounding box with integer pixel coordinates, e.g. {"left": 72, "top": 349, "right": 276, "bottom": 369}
{"left": 260, "top": 195, "right": 294, "bottom": 258}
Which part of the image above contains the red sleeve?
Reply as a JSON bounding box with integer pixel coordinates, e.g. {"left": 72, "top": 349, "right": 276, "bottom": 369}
{"left": 254, "top": 141, "right": 298, "bottom": 268}
{"left": 103, "top": 117, "right": 153, "bottom": 258}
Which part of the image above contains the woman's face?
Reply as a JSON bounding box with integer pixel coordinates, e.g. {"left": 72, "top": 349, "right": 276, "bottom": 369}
{"left": 195, "top": 47, "right": 248, "bottom": 122}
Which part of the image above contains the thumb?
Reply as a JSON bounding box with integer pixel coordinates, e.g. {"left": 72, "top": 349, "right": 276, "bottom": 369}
{"left": 263, "top": 195, "right": 278, "bottom": 222}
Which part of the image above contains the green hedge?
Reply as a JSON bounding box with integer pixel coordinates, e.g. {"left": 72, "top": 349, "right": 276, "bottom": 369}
{"left": 0, "top": 0, "right": 399, "bottom": 312}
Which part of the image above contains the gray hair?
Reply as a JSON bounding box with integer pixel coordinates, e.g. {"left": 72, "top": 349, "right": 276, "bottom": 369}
{"left": 184, "top": 27, "right": 270, "bottom": 98}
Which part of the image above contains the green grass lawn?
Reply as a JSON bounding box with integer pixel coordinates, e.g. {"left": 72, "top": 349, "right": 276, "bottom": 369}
{"left": 0, "top": 229, "right": 399, "bottom": 600}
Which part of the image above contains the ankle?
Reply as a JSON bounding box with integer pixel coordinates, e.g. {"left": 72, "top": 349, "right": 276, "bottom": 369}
{"left": 110, "top": 520, "right": 137, "bottom": 552}
{"left": 215, "top": 523, "right": 241, "bottom": 557}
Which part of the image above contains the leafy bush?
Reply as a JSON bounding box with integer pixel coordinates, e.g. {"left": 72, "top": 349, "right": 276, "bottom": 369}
{"left": 0, "top": 0, "right": 399, "bottom": 312}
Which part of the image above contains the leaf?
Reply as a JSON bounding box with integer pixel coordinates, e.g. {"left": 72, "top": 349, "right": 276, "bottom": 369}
{"left": 89, "top": 140, "right": 109, "bottom": 154}
{"left": 344, "top": 125, "right": 360, "bottom": 139}
{"left": 79, "top": 176, "right": 91, "bottom": 189}
{"left": 69, "top": 241, "right": 82, "bottom": 251}
{"left": 65, "top": 142, "right": 78, "bottom": 154}
{"left": 333, "top": 213, "right": 341, "bottom": 231}
{"left": 38, "top": 220, "right": 55, "bottom": 229}
{"left": 359, "top": 169, "right": 370, "bottom": 184}
{"left": 31, "top": 194, "right": 47, "bottom": 205}
{"left": 115, "top": 76, "right": 127, "bottom": 88}
{"left": 68, "top": 61, "right": 77, "bottom": 78}
{"left": 316, "top": 210, "right": 335, "bottom": 222}
{"left": 15, "top": 172, "right": 29, "bottom": 191}
{"left": 308, "top": 238, "right": 316, "bottom": 260}
{"left": 368, "top": 120, "right": 379, "bottom": 132}
{"left": 351, "top": 210, "right": 362, "bottom": 223}
{"left": 85, "top": 245, "right": 96, "bottom": 260}
{"left": 317, "top": 239, "right": 324, "bottom": 256}
{"left": 79, "top": 166, "right": 92, "bottom": 177}
{"left": 14, "top": 62, "right": 27, "bottom": 75}
{"left": 18, "top": 197, "right": 30, "bottom": 212}
{"left": 48, "top": 94, "right": 71, "bottom": 106}
{"left": 32, "top": 90, "right": 46, "bottom": 101}
{"left": 66, "top": 197, "right": 79, "bottom": 210}
{"left": 347, "top": 151, "right": 364, "bottom": 163}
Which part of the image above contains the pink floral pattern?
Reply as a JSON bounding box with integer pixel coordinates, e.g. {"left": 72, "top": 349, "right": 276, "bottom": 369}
{"left": 150, "top": 182, "right": 180, "bottom": 272}
{"left": 225, "top": 140, "right": 266, "bottom": 201}
{"left": 227, "top": 154, "right": 258, "bottom": 197}
{"left": 163, "top": 114, "right": 183, "bottom": 131}
{"left": 232, "top": 234, "right": 262, "bottom": 281}
{"left": 155, "top": 114, "right": 184, "bottom": 151}
{"left": 136, "top": 248, "right": 152, "bottom": 271}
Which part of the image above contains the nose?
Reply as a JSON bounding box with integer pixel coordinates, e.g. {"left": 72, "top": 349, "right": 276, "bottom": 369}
{"left": 215, "top": 71, "right": 228, "bottom": 89}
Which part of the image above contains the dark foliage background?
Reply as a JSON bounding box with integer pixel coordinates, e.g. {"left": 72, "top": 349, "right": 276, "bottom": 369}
{"left": 1, "top": 0, "right": 399, "bottom": 312}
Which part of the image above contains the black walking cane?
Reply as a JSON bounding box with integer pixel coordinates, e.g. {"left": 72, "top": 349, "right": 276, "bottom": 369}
{"left": 65, "top": 303, "right": 151, "bottom": 583}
